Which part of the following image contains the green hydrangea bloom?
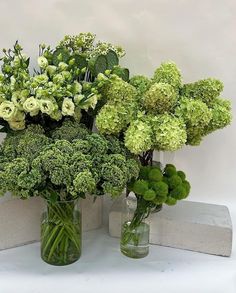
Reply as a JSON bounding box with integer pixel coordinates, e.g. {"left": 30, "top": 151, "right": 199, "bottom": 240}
{"left": 181, "top": 78, "right": 223, "bottom": 105}
{"left": 205, "top": 98, "right": 232, "bottom": 134}
{"left": 129, "top": 75, "right": 152, "bottom": 95}
{"left": 96, "top": 103, "right": 129, "bottom": 135}
{"left": 124, "top": 120, "right": 153, "bottom": 154}
{"left": 152, "top": 114, "right": 187, "bottom": 151}
{"left": 152, "top": 61, "right": 182, "bottom": 92}
{"left": 143, "top": 82, "right": 177, "bottom": 114}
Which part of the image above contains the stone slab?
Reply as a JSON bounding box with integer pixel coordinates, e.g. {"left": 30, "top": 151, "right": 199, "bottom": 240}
{"left": 109, "top": 200, "right": 232, "bottom": 257}
{"left": 0, "top": 196, "right": 103, "bottom": 250}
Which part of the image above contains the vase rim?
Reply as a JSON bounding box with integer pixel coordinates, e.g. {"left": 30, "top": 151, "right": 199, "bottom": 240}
{"left": 44, "top": 198, "right": 80, "bottom": 204}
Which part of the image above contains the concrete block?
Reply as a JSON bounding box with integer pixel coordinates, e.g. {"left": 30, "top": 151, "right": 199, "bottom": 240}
{"left": 0, "top": 196, "right": 103, "bottom": 250}
{"left": 109, "top": 200, "right": 232, "bottom": 256}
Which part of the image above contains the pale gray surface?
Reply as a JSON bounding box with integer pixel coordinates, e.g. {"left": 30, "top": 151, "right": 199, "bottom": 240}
{"left": 109, "top": 200, "right": 232, "bottom": 256}
{"left": 0, "top": 197, "right": 103, "bottom": 250}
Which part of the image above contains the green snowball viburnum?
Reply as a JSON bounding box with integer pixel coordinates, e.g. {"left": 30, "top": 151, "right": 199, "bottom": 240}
{"left": 143, "top": 82, "right": 177, "bottom": 114}
{"left": 181, "top": 78, "right": 223, "bottom": 105}
{"left": 152, "top": 61, "right": 182, "bottom": 92}
{"left": 152, "top": 114, "right": 187, "bottom": 151}
{"left": 124, "top": 119, "right": 153, "bottom": 154}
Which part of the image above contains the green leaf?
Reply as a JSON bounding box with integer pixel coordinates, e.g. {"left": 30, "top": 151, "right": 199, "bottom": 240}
{"left": 71, "top": 54, "right": 88, "bottom": 69}
{"left": 89, "top": 55, "right": 108, "bottom": 76}
{"left": 112, "top": 66, "right": 129, "bottom": 81}
{"left": 52, "top": 48, "right": 70, "bottom": 66}
{"left": 105, "top": 50, "right": 119, "bottom": 70}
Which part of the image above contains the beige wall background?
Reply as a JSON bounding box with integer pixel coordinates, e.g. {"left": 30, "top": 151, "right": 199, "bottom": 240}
{"left": 0, "top": 0, "right": 235, "bottom": 205}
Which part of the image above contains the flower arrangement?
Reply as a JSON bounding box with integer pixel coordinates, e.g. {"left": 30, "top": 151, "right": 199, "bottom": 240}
{"left": 121, "top": 163, "right": 190, "bottom": 257}
{"left": 0, "top": 33, "right": 232, "bottom": 263}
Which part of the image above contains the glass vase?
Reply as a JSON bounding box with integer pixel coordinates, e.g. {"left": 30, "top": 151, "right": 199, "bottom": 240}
{"left": 41, "top": 199, "right": 81, "bottom": 266}
{"left": 120, "top": 196, "right": 150, "bottom": 259}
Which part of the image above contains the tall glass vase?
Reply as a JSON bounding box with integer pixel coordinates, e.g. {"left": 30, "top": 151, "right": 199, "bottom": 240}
{"left": 120, "top": 196, "right": 150, "bottom": 259}
{"left": 41, "top": 199, "right": 81, "bottom": 266}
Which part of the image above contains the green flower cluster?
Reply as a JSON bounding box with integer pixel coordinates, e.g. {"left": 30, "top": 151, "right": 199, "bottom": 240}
{"left": 128, "top": 163, "right": 191, "bottom": 207}
{"left": 0, "top": 34, "right": 125, "bottom": 132}
{"left": 0, "top": 121, "right": 140, "bottom": 200}
{"left": 95, "top": 61, "right": 232, "bottom": 153}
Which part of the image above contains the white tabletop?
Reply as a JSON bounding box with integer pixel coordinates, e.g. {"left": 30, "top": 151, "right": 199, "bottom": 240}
{"left": 0, "top": 223, "right": 235, "bottom": 293}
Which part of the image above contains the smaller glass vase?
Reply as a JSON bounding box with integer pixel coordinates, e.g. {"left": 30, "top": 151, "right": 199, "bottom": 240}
{"left": 120, "top": 196, "right": 150, "bottom": 259}
{"left": 41, "top": 199, "right": 81, "bottom": 266}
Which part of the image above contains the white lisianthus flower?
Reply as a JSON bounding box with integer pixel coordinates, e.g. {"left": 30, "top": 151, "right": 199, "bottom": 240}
{"left": 12, "top": 92, "right": 27, "bottom": 110}
{"left": 33, "top": 74, "right": 49, "bottom": 85}
{"left": 0, "top": 94, "right": 6, "bottom": 104}
{"left": 46, "top": 65, "right": 57, "bottom": 78}
{"left": 10, "top": 76, "right": 16, "bottom": 90}
{"left": 53, "top": 73, "right": 65, "bottom": 84}
{"left": 62, "top": 98, "right": 75, "bottom": 116}
{"left": 50, "top": 110, "right": 62, "bottom": 121}
{"left": 38, "top": 56, "right": 48, "bottom": 69}
{"left": 39, "top": 99, "right": 56, "bottom": 115}
{"left": 74, "top": 94, "right": 85, "bottom": 106}
{"left": 80, "top": 94, "right": 98, "bottom": 110}
{"left": 23, "top": 97, "right": 40, "bottom": 116}
{"left": 0, "top": 101, "right": 16, "bottom": 121}
{"left": 74, "top": 81, "right": 82, "bottom": 94}
{"left": 58, "top": 62, "right": 68, "bottom": 71}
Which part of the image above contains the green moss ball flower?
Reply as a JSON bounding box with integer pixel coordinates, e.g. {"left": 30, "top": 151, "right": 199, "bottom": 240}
{"left": 181, "top": 78, "right": 223, "bottom": 105}
{"left": 143, "top": 82, "right": 177, "bottom": 114}
{"left": 152, "top": 114, "right": 187, "bottom": 151}
{"left": 164, "top": 165, "right": 177, "bottom": 177}
{"left": 151, "top": 181, "right": 168, "bottom": 197}
{"left": 129, "top": 75, "right": 152, "bottom": 95}
{"left": 0, "top": 101, "right": 16, "bottom": 121}
{"left": 165, "top": 196, "right": 177, "bottom": 206}
{"left": 153, "top": 61, "right": 182, "bottom": 91}
{"left": 133, "top": 179, "right": 149, "bottom": 195}
{"left": 148, "top": 168, "right": 163, "bottom": 182}
{"left": 124, "top": 120, "right": 153, "bottom": 154}
{"left": 168, "top": 175, "right": 182, "bottom": 189}
{"left": 62, "top": 97, "right": 75, "bottom": 116}
{"left": 143, "top": 189, "right": 156, "bottom": 201}
{"left": 177, "top": 170, "right": 186, "bottom": 181}
{"left": 23, "top": 97, "right": 40, "bottom": 116}
{"left": 170, "top": 184, "right": 187, "bottom": 200}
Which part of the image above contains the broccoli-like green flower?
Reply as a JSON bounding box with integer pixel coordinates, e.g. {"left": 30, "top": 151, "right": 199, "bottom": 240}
{"left": 73, "top": 171, "right": 96, "bottom": 194}
{"left": 129, "top": 75, "right": 152, "bottom": 95}
{"left": 181, "top": 78, "right": 223, "bottom": 105}
{"left": 101, "top": 163, "right": 126, "bottom": 189}
{"left": 51, "top": 120, "right": 89, "bottom": 141}
{"left": 106, "top": 135, "right": 126, "bottom": 156}
{"left": 205, "top": 98, "right": 232, "bottom": 134}
{"left": 143, "top": 83, "right": 177, "bottom": 114}
{"left": 152, "top": 61, "right": 182, "bottom": 92}
{"left": 86, "top": 133, "right": 108, "bottom": 155}
{"left": 72, "top": 139, "right": 90, "bottom": 153}
{"left": 70, "top": 152, "right": 92, "bottom": 174}
{"left": 152, "top": 114, "right": 187, "bottom": 151}
{"left": 96, "top": 103, "right": 129, "bottom": 135}
{"left": 126, "top": 159, "right": 140, "bottom": 182}
{"left": 102, "top": 182, "right": 123, "bottom": 198}
{"left": 124, "top": 120, "right": 153, "bottom": 154}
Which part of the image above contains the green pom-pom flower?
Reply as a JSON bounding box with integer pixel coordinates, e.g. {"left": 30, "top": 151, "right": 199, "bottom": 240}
{"left": 133, "top": 179, "right": 149, "bottom": 195}
{"left": 125, "top": 120, "right": 153, "bottom": 154}
{"left": 165, "top": 196, "right": 177, "bottom": 206}
{"left": 181, "top": 78, "right": 223, "bottom": 105}
{"left": 152, "top": 61, "right": 182, "bottom": 92}
{"left": 144, "top": 189, "right": 156, "bottom": 201}
{"left": 177, "top": 170, "right": 186, "bottom": 181}
{"left": 170, "top": 184, "right": 187, "bottom": 200}
{"left": 148, "top": 168, "right": 163, "bottom": 182}
{"left": 164, "top": 165, "right": 177, "bottom": 177}
{"left": 139, "top": 166, "right": 152, "bottom": 180}
{"left": 168, "top": 175, "right": 182, "bottom": 189}
{"left": 151, "top": 181, "right": 168, "bottom": 197}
